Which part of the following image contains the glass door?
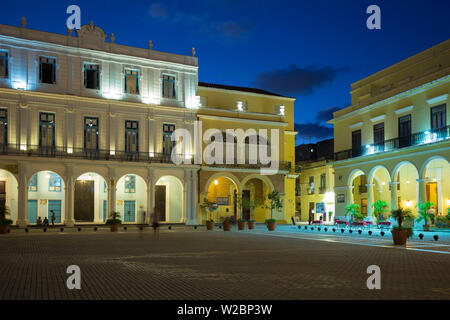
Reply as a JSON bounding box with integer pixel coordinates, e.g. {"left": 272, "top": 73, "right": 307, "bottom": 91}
{"left": 0, "top": 109, "right": 7, "bottom": 153}
{"left": 398, "top": 115, "right": 411, "bottom": 148}
{"left": 39, "top": 112, "right": 55, "bottom": 156}
{"left": 125, "top": 120, "right": 138, "bottom": 160}
{"left": 84, "top": 117, "right": 99, "bottom": 159}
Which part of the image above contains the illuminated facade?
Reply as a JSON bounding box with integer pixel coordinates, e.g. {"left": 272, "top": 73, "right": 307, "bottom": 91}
{"left": 196, "top": 83, "right": 297, "bottom": 224}
{"left": 330, "top": 39, "right": 450, "bottom": 224}
{"left": 0, "top": 21, "right": 200, "bottom": 227}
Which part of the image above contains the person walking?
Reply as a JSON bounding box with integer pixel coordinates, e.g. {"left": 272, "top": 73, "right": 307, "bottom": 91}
{"left": 37, "top": 216, "right": 42, "bottom": 227}
{"left": 50, "top": 210, "right": 56, "bottom": 227}
{"left": 43, "top": 217, "right": 49, "bottom": 228}
{"left": 151, "top": 207, "right": 160, "bottom": 239}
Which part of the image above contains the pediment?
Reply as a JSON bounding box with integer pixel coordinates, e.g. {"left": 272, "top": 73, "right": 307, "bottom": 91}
{"left": 76, "top": 22, "right": 107, "bottom": 50}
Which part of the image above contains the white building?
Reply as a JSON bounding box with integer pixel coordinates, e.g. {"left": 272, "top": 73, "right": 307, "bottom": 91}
{"left": 0, "top": 20, "right": 200, "bottom": 227}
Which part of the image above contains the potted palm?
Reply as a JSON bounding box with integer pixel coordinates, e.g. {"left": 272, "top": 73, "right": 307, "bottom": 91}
{"left": 247, "top": 197, "right": 261, "bottom": 230}
{"left": 372, "top": 200, "right": 388, "bottom": 222}
{"left": 264, "top": 191, "right": 283, "bottom": 231}
{"left": 0, "top": 205, "right": 13, "bottom": 234}
{"left": 200, "top": 198, "right": 217, "bottom": 231}
{"left": 222, "top": 216, "right": 233, "bottom": 231}
{"left": 106, "top": 211, "right": 122, "bottom": 232}
{"left": 416, "top": 202, "right": 434, "bottom": 231}
{"left": 391, "top": 207, "right": 413, "bottom": 245}
{"left": 238, "top": 196, "right": 261, "bottom": 230}
{"left": 236, "top": 196, "right": 247, "bottom": 230}
{"left": 346, "top": 203, "right": 363, "bottom": 222}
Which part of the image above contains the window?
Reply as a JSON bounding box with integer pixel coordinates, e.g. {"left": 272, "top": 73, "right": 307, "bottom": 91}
{"left": 84, "top": 64, "right": 100, "bottom": 90}
{"left": 29, "top": 174, "right": 38, "bottom": 192}
{"left": 398, "top": 115, "right": 411, "bottom": 148}
{"left": 124, "top": 69, "right": 139, "bottom": 94}
{"left": 124, "top": 175, "right": 136, "bottom": 193}
{"left": 162, "top": 75, "right": 176, "bottom": 99}
{"left": 352, "top": 130, "right": 362, "bottom": 157}
{"left": 104, "top": 181, "right": 107, "bottom": 193}
{"left": 39, "top": 57, "right": 56, "bottom": 84}
{"left": 125, "top": 120, "right": 139, "bottom": 154}
{"left": 320, "top": 174, "right": 326, "bottom": 193}
{"left": 431, "top": 104, "right": 446, "bottom": 130}
{"left": 163, "top": 123, "right": 176, "bottom": 156}
{"left": 308, "top": 176, "right": 315, "bottom": 194}
{"left": 373, "top": 122, "right": 385, "bottom": 153}
{"left": 84, "top": 117, "right": 99, "bottom": 151}
{"left": 39, "top": 112, "right": 55, "bottom": 155}
{"left": 0, "top": 51, "right": 8, "bottom": 78}
{"left": 49, "top": 173, "right": 62, "bottom": 192}
{"left": 0, "top": 109, "right": 7, "bottom": 149}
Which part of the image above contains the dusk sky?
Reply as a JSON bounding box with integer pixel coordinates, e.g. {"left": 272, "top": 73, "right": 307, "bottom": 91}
{"left": 1, "top": 0, "right": 449, "bottom": 145}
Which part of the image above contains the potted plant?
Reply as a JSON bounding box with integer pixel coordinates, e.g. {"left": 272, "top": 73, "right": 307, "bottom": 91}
{"left": 238, "top": 196, "right": 261, "bottom": 230}
{"left": 222, "top": 216, "right": 233, "bottom": 231}
{"left": 0, "top": 205, "right": 13, "bottom": 234}
{"left": 345, "top": 203, "right": 363, "bottom": 222}
{"left": 372, "top": 200, "right": 388, "bottom": 222}
{"left": 436, "top": 216, "right": 448, "bottom": 228}
{"left": 199, "top": 198, "right": 217, "bottom": 230}
{"left": 416, "top": 202, "right": 434, "bottom": 231}
{"left": 105, "top": 211, "right": 122, "bottom": 232}
{"left": 391, "top": 207, "right": 413, "bottom": 245}
{"left": 264, "top": 191, "right": 283, "bottom": 231}
{"left": 447, "top": 208, "right": 450, "bottom": 227}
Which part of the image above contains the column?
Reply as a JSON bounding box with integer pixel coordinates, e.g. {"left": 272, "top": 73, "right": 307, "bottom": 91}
{"left": 64, "top": 165, "right": 75, "bottom": 227}
{"left": 146, "top": 168, "right": 154, "bottom": 224}
{"left": 389, "top": 181, "right": 400, "bottom": 211}
{"left": 417, "top": 179, "right": 427, "bottom": 205}
{"left": 16, "top": 163, "right": 28, "bottom": 228}
{"left": 108, "top": 167, "right": 117, "bottom": 215}
{"left": 366, "top": 183, "right": 375, "bottom": 218}
{"left": 190, "top": 170, "right": 198, "bottom": 225}
{"left": 182, "top": 170, "right": 189, "bottom": 223}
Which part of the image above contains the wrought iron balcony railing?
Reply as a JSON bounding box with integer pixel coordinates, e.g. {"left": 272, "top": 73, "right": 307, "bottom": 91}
{"left": 335, "top": 125, "right": 450, "bottom": 161}
{"left": 0, "top": 144, "right": 291, "bottom": 170}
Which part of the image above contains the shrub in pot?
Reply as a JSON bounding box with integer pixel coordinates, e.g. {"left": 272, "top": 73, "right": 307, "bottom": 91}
{"left": 372, "top": 200, "right": 388, "bottom": 222}
{"left": 416, "top": 202, "right": 434, "bottom": 231}
{"left": 262, "top": 191, "right": 283, "bottom": 231}
{"left": 0, "top": 205, "right": 13, "bottom": 234}
{"left": 222, "top": 216, "right": 233, "bottom": 231}
{"left": 391, "top": 207, "right": 413, "bottom": 245}
{"left": 199, "top": 198, "right": 218, "bottom": 231}
{"left": 238, "top": 196, "right": 261, "bottom": 230}
{"left": 346, "top": 203, "right": 364, "bottom": 222}
{"left": 237, "top": 219, "right": 246, "bottom": 230}
{"left": 435, "top": 216, "right": 448, "bottom": 228}
{"left": 105, "top": 211, "right": 122, "bottom": 232}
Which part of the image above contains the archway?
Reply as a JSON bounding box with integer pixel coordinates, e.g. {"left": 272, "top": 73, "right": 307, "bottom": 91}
{"left": 392, "top": 161, "right": 419, "bottom": 212}
{"left": 75, "top": 172, "right": 108, "bottom": 223}
{"left": 28, "top": 171, "right": 65, "bottom": 225}
{"left": 421, "top": 156, "right": 450, "bottom": 215}
{"left": 155, "top": 176, "right": 184, "bottom": 223}
{"left": 241, "top": 177, "right": 272, "bottom": 222}
{"left": 348, "top": 169, "right": 367, "bottom": 216}
{"left": 368, "top": 166, "right": 392, "bottom": 217}
{"left": 116, "top": 174, "right": 147, "bottom": 224}
{"left": 205, "top": 176, "right": 239, "bottom": 223}
{"left": 0, "top": 169, "right": 18, "bottom": 224}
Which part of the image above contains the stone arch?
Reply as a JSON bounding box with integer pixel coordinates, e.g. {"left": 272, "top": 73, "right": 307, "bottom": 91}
{"left": 241, "top": 174, "right": 275, "bottom": 193}
{"left": 204, "top": 172, "right": 242, "bottom": 194}
{"left": 420, "top": 155, "right": 450, "bottom": 179}
{"left": 347, "top": 169, "right": 366, "bottom": 186}
{"left": 391, "top": 161, "right": 419, "bottom": 181}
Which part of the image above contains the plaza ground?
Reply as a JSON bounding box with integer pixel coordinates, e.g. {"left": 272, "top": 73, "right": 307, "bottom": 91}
{"left": 0, "top": 225, "right": 449, "bottom": 300}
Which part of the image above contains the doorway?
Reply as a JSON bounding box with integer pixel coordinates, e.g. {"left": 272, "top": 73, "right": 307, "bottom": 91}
{"left": 28, "top": 199, "right": 38, "bottom": 224}
{"left": 124, "top": 200, "right": 136, "bottom": 222}
{"left": 155, "top": 185, "right": 166, "bottom": 221}
{"left": 242, "top": 190, "right": 251, "bottom": 220}
{"left": 426, "top": 182, "right": 438, "bottom": 211}
{"left": 74, "top": 180, "right": 94, "bottom": 222}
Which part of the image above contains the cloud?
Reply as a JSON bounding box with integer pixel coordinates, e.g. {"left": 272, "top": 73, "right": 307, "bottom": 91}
{"left": 219, "top": 21, "right": 251, "bottom": 38}
{"left": 255, "top": 64, "right": 348, "bottom": 96}
{"left": 316, "top": 107, "right": 341, "bottom": 122}
{"left": 294, "top": 123, "right": 333, "bottom": 140}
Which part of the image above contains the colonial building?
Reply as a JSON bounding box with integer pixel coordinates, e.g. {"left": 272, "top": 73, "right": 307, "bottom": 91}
{"left": 0, "top": 19, "right": 297, "bottom": 227}
{"left": 196, "top": 83, "right": 297, "bottom": 224}
{"left": 330, "top": 39, "right": 450, "bottom": 222}
{"left": 295, "top": 139, "right": 335, "bottom": 223}
{"left": 0, "top": 19, "right": 200, "bottom": 227}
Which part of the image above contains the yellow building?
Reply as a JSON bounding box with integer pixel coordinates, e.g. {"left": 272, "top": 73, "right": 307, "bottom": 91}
{"left": 329, "top": 39, "right": 450, "bottom": 224}
{"left": 196, "top": 82, "right": 297, "bottom": 224}
{"left": 295, "top": 139, "right": 335, "bottom": 223}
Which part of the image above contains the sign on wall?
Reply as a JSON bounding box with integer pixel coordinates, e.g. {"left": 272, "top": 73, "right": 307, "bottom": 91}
{"left": 217, "top": 197, "right": 229, "bottom": 206}
{"left": 337, "top": 194, "right": 345, "bottom": 203}
{"left": 316, "top": 202, "right": 325, "bottom": 214}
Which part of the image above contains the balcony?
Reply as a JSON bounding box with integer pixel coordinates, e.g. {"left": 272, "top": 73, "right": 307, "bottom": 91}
{"left": 0, "top": 144, "right": 186, "bottom": 164}
{"left": 307, "top": 187, "right": 315, "bottom": 195}
{"left": 335, "top": 125, "right": 450, "bottom": 161}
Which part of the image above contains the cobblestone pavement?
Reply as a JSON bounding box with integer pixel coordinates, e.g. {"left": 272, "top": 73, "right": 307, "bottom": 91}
{"left": 0, "top": 225, "right": 449, "bottom": 300}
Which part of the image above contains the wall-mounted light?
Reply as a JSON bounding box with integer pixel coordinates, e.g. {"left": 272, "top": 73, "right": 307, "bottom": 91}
{"left": 67, "top": 148, "right": 73, "bottom": 154}
{"left": 237, "top": 101, "right": 244, "bottom": 111}
{"left": 214, "top": 179, "right": 218, "bottom": 186}
{"left": 20, "top": 144, "right": 27, "bottom": 151}
{"left": 46, "top": 173, "right": 51, "bottom": 179}
{"left": 405, "top": 200, "right": 412, "bottom": 208}
{"left": 110, "top": 150, "right": 115, "bottom": 156}
{"left": 446, "top": 199, "right": 450, "bottom": 206}
{"left": 13, "top": 81, "right": 27, "bottom": 90}
{"left": 279, "top": 105, "right": 285, "bottom": 116}
{"left": 406, "top": 180, "right": 410, "bottom": 184}
{"left": 149, "top": 152, "right": 154, "bottom": 157}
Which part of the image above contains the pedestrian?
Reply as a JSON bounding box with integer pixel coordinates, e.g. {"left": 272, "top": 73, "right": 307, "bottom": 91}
{"left": 50, "top": 210, "right": 56, "bottom": 227}
{"left": 43, "top": 217, "right": 49, "bottom": 228}
{"left": 37, "top": 216, "right": 42, "bottom": 227}
{"left": 151, "top": 207, "right": 160, "bottom": 239}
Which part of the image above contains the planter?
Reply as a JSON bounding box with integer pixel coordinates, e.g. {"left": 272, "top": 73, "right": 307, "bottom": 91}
{"left": 237, "top": 221, "right": 246, "bottom": 230}
{"left": 222, "top": 221, "right": 231, "bottom": 231}
{"left": 423, "top": 224, "right": 430, "bottom": 231}
{"left": 110, "top": 224, "right": 119, "bottom": 232}
{"left": 267, "top": 221, "right": 277, "bottom": 231}
{"left": 206, "top": 221, "right": 214, "bottom": 230}
{"left": 247, "top": 221, "right": 256, "bottom": 230}
{"left": 391, "top": 229, "right": 408, "bottom": 245}
{"left": 0, "top": 224, "right": 9, "bottom": 234}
